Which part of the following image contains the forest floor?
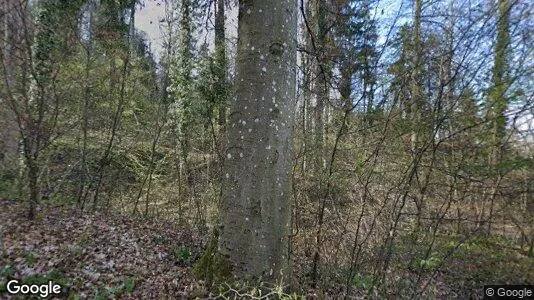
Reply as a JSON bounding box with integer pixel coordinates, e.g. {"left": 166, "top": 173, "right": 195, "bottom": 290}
{"left": 0, "top": 199, "right": 209, "bottom": 299}
{"left": 1, "top": 198, "right": 532, "bottom": 299}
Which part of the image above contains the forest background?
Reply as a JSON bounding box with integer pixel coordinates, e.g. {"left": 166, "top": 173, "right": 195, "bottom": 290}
{"left": 0, "top": 0, "right": 533, "bottom": 298}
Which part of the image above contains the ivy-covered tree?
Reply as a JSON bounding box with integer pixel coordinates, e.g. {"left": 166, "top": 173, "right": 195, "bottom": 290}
{"left": 487, "top": 0, "right": 512, "bottom": 166}
{"left": 167, "top": 0, "right": 195, "bottom": 202}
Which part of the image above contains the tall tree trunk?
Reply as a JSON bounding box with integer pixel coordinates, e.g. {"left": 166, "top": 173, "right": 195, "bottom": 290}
{"left": 219, "top": 0, "right": 297, "bottom": 281}
{"left": 411, "top": 0, "right": 424, "bottom": 231}
{"left": 215, "top": 0, "right": 227, "bottom": 127}
{"left": 176, "top": 0, "right": 193, "bottom": 206}
{"left": 311, "top": 0, "right": 329, "bottom": 170}
{"left": 488, "top": 0, "right": 510, "bottom": 165}
{"left": 410, "top": 0, "right": 422, "bottom": 154}
{"left": 22, "top": 0, "right": 60, "bottom": 219}
{"left": 301, "top": 42, "right": 310, "bottom": 173}
{"left": 78, "top": 0, "right": 96, "bottom": 204}
{"left": 26, "top": 151, "right": 39, "bottom": 219}
{"left": 0, "top": 0, "right": 21, "bottom": 188}
{"left": 486, "top": 0, "right": 511, "bottom": 234}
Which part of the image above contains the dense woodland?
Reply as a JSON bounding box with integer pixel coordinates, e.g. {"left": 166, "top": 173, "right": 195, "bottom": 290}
{"left": 0, "top": 0, "right": 533, "bottom": 298}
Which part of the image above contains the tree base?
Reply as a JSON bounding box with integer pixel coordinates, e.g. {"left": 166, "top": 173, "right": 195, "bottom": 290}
{"left": 193, "top": 228, "right": 233, "bottom": 285}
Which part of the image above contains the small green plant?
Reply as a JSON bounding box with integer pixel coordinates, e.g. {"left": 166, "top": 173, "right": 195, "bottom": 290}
{"left": 22, "top": 274, "right": 53, "bottom": 286}
{"left": 351, "top": 273, "right": 374, "bottom": 291}
{"left": 153, "top": 234, "right": 167, "bottom": 245}
{"left": 93, "top": 288, "right": 108, "bottom": 300}
{"left": 22, "top": 251, "right": 36, "bottom": 267}
{"left": 48, "top": 194, "right": 76, "bottom": 205}
{"left": 103, "top": 276, "right": 136, "bottom": 298}
{"left": 0, "top": 265, "right": 15, "bottom": 277}
{"left": 48, "top": 269, "right": 69, "bottom": 287}
{"left": 179, "top": 246, "right": 192, "bottom": 261}
{"left": 123, "top": 276, "right": 135, "bottom": 293}
{"left": 68, "top": 294, "right": 81, "bottom": 300}
{"left": 0, "top": 284, "right": 6, "bottom": 293}
{"left": 418, "top": 253, "right": 442, "bottom": 270}
{"left": 171, "top": 246, "right": 195, "bottom": 265}
{"left": 0, "top": 170, "right": 19, "bottom": 200}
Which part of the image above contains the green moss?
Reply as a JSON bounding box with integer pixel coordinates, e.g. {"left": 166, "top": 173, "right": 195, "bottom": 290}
{"left": 193, "top": 228, "right": 233, "bottom": 284}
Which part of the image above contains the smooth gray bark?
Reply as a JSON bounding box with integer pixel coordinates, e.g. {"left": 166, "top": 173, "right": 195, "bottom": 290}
{"left": 219, "top": 0, "right": 297, "bottom": 282}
